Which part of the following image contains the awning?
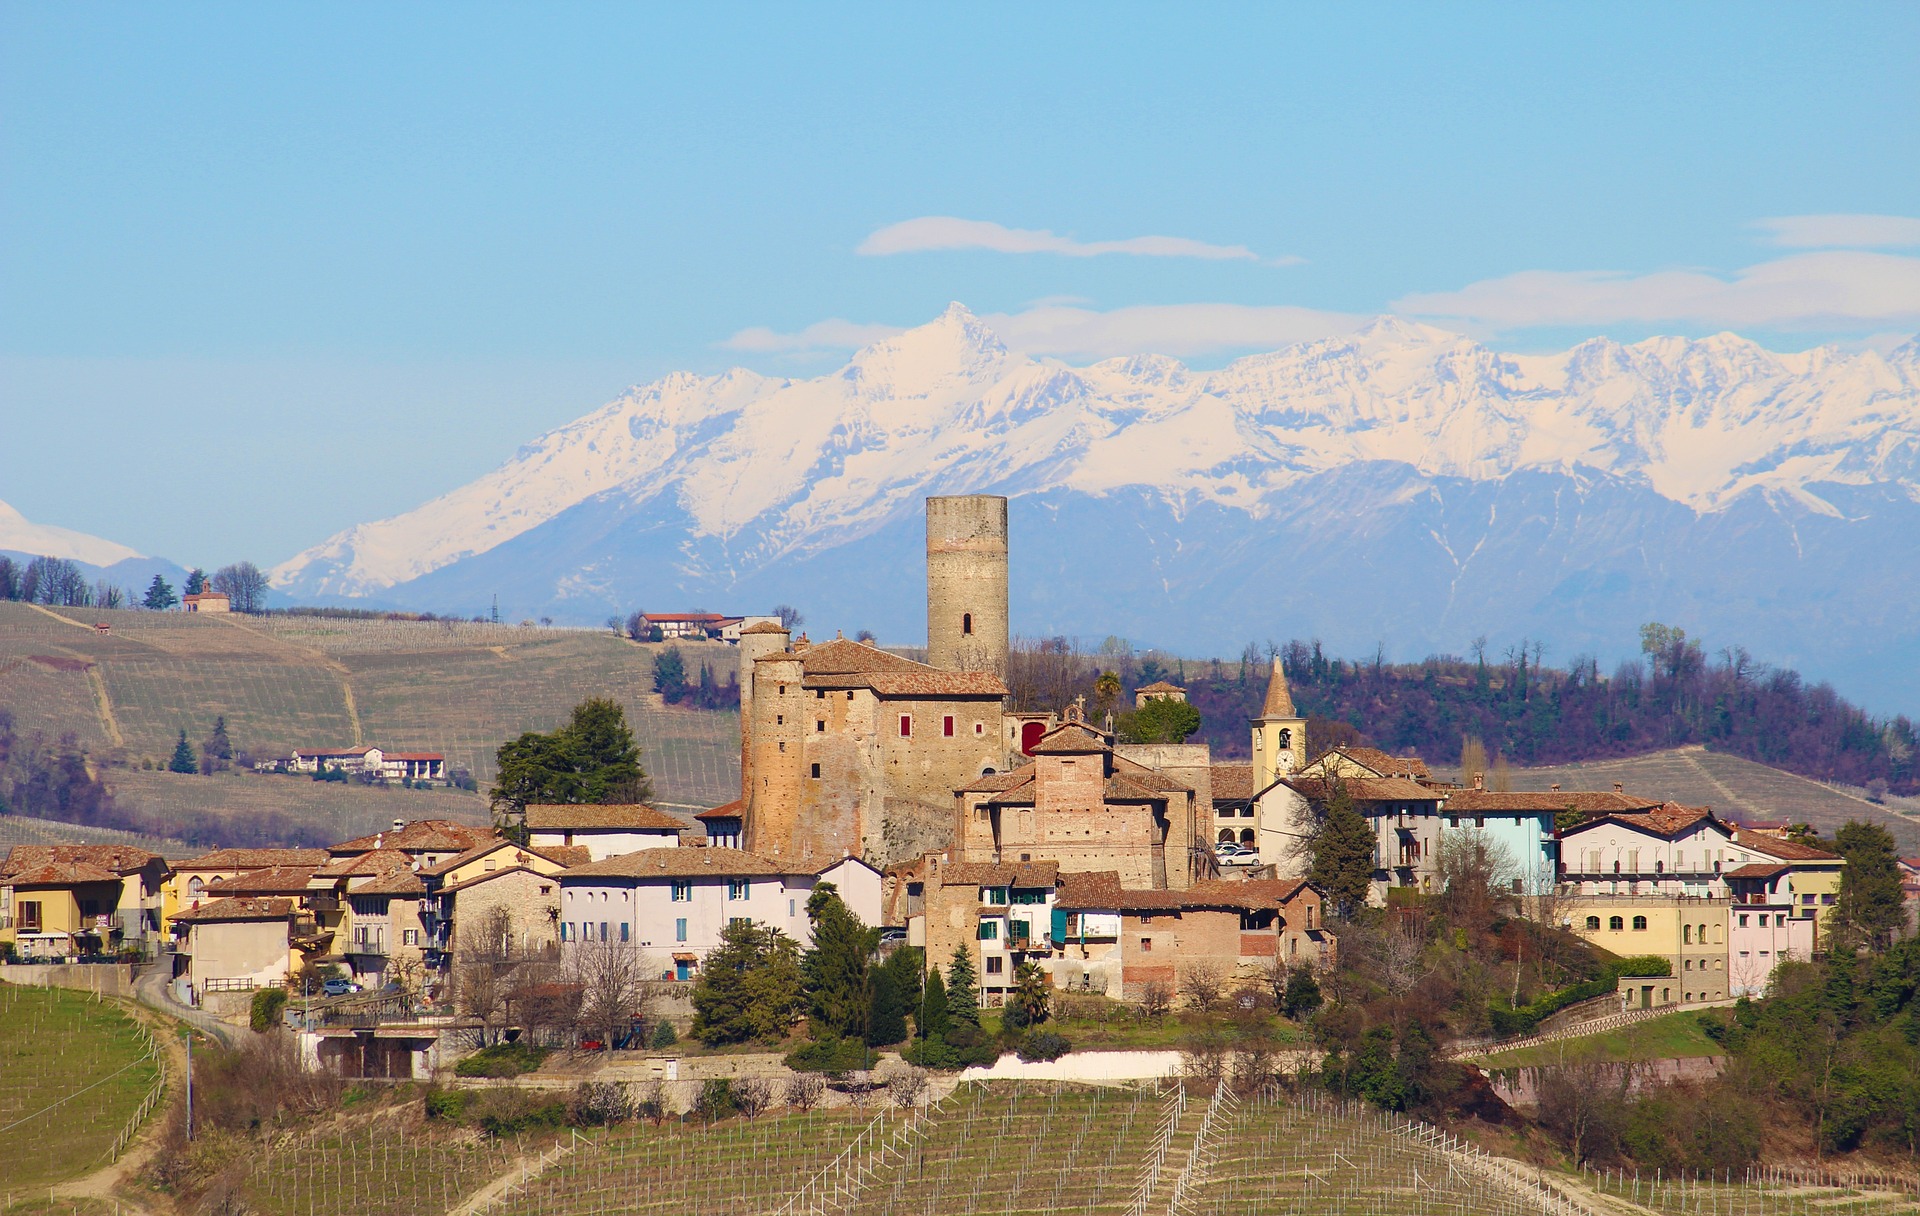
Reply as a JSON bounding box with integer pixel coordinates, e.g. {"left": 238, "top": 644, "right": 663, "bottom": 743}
{"left": 671, "top": 953, "right": 698, "bottom": 962}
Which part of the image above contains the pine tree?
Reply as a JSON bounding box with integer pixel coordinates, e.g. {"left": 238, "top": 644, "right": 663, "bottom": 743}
{"left": 142, "top": 575, "right": 177, "bottom": 611}
{"left": 205, "top": 715, "right": 233, "bottom": 761}
{"left": 1307, "top": 775, "right": 1376, "bottom": 916}
{"left": 168, "top": 730, "right": 198, "bottom": 774}
{"left": 866, "top": 963, "right": 907, "bottom": 1046}
{"left": 802, "top": 884, "right": 877, "bottom": 1040}
{"left": 183, "top": 569, "right": 207, "bottom": 596}
{"left": 920, "top": 965, "right": 951, "bottom": 1041}
{"left": 946, "top": 945, "right": 981, "bottom": 1026}
{"left": 1833, "top": 822, "right": 1905, "bottom": 950}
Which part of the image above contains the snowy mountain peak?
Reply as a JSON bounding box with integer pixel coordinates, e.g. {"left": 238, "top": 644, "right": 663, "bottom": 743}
{"left": 0, "top": 498, "right": 144, "bottom": 567}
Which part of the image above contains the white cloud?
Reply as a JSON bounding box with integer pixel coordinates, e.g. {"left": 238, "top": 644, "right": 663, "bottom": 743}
{"left": 1394, "top": 251, "right": 1920, "bottom": 331}
{"left": 721, "top": 318, "right": 905, "bottom": 353}
{"left": 858, "top": 216, "right": 1291, "bottom": 264}
{"left": 722, "top": 302, "right": 1362, "bottom": 361}
{"left": 1754, "top": 214, "right": 1920, "bottom": 249}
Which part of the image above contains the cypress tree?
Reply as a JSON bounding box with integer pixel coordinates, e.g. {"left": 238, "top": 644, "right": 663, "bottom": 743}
{"left": 168, "top": 730, "right": 197, "bottom": 774}
{"left": 946, "top": 945, "right": 981, "bottom": 1027}
{"left": 1308, "top": 776, "right": 1377, "bottom": 916}
{"left": 920, "top": 965, "right": 951, "bottom": 1041}
{"left": 866, "top": 964, "right": 907, "bottom": 1046}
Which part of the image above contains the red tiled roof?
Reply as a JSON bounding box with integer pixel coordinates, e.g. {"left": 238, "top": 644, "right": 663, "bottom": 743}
{"left": 383, "top": 752, "right": 444, "bottom": 761}
{"left": 695, "top": 799, "right": 744, "bottom": 821}
{"left": 524, "top": 804, "right": 684, "bottom": 831}
{"left": 328, "top": 820, "right": 495, "bottom": 856}
{"left": 441, "top": 865, "right": 559, "bottom": 896}
{"left": 1135, "top": 681, "right": 1186, "bottom": 693}
{"left": 1, "top": 844, "right": 164, "bottom": 879}
{"left": 739, "top": 621, "right": 790, "bottom": 635}
{"left": 1183, "top": 878, "right": 1312, "bottom": 910}
{"left": 297, "top": 746, "right": 376, "bottom": 757}
{"left": 957, "top": 765, "right": 1035, "bottom": 794}
{"left": 561, "top": 847, "right": 791, "bottom": 880}
{"left": 174, "top": 896, "right": 293, "bottom": 924}
{"left": 1210, "top": 764, "right": 1257, "bottom": 802}
{"left": 1736, "top": 833, "right": 1842, "bottom": 862}
{"left": 5, "top": 861, "right": 123, "bottom": 886}
{"left": 209, "top": 866, "right": 319, "bottom": 895}
{"left": 1725, "top": 862, "right": 1789, "bottom": 880}
{"left": 1027, "top": 723, "right": 1110, "bottom": 755}
{"left": 769, "top": 638, "right": 1011, "bottom": 698}
{"left": 1281, "top": 776, "right": 1440, "bottom": 803}
{"left": 1445, "top": 789, "right": 1661, "bottom": 814}
{"left": 1054, "top": 870, "right": 1125, "bottom": 910}
{"left": 1560, "top": 803, "right": 1727, "bottom": 839}
{"left": 353, "top": 868, "right": 426, "bottom": 896}
{"left": 937, "top": 861, "right": 1061, "bottom": 888}
{"left": 314, "top": 849, "right": 416, "bottom": 879}
{"left": 176, "top": 848, "right": 329, "bottom": 872}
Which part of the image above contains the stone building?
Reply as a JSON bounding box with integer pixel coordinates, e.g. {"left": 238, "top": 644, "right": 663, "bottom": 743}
{"left": 951, "top": 711, "right": 1204, "bottom": 890}
{"left": 925, "top": 494, "right": 1009, "bottom": 678}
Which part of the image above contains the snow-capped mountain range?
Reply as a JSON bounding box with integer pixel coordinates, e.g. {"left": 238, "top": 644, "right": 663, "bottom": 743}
{"left": 272, "top": 305, "right": 1920, "bottom": 715}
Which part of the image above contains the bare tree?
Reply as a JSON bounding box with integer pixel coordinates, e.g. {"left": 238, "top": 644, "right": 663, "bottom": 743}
{"left": 773, "top": 604, "right": 804, "bottom": 630}
{"left": 569, "top": 940, "right": 656, "bottom": 1049}
{"left": 1437, "top": 831, "right": 1519, "bottom": 931}
{"left": 733, "top": 1076, "right": 775, "bottom": 1120}
{"left": 1178, "top": 963, "right": 1228, "bottom": 1013}
{"left": 887, "top": 1067, "right": 929, "bottom": 1109}
{"left": 784, "top": 1072, "right": 826, "bottom": 1113}
{"left": 625, "top": 609, "right": 647, "bottom": 640}
{"left": 210, "top": 561, "right": 271, "bottom": 613}
{"left": 454, "top": 957, "right": 506, "bottom": 1044}
{"left": 637, "top": 1076, "right": 672, "bottom": 1124}
{"left": 1138, "top": 980, "right": 1173, "bottom": 1022}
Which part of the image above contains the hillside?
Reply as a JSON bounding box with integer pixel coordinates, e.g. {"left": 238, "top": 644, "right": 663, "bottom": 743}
{"left": 268, "top": 308, "right": 1920, "bottom": 716}
{"left": 0, "top": 603, "right": 743, "bottom": 842}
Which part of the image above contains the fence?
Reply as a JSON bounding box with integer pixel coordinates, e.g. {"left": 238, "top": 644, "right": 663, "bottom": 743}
{"left": 105, "top": 1022, "right": 167, "bottom": 1163}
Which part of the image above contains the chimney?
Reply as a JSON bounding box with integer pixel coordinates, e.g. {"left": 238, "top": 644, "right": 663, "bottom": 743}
{"left": 392, "top": 819, "right": 405, "bottom": 832}
{"left": 1472, "top": 771, "right": 1484, "bottom": 791}
{"left": 1614, "top": 782, "right": 1624, "bottom": 794}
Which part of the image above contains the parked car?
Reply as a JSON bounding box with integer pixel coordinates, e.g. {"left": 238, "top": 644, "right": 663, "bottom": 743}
{"left": 321, "top": 978, "right": 362, "bottom": 997}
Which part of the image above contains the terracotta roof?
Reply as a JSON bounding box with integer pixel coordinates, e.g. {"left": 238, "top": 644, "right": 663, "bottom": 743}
{"left": 1136, "top": 681, "right": 1186, "bottom": 694}
{"left": 1183, "top": 878, "right": 1311, "bottom": 910}
{"left": 957, "top": 765, "right": 1035, "bottom": 794}
{"left": 771, "top": 637, "right": 1011, "bottom": 698}
{"left": 1211, "top": 764, "right": 1257, "bottom": 802}
{"left": 297, "top": 746, "right": 375, "bottom": 757}
{"left": 353, "top": 868, "right": 426, "bottom": 896}
{"left": 1736, "top": 834, "right": 1842, "bottom": 862}
{"left": 176, "top": 848, "right": 329, "bottom": 872}
{"left": 328, "top": 820, "right": 495, "bottom": 856}
{"left": 1281, "top": 776, "right": 1441, "bottom": 803}
{"left": 739, "top": 621, "right": 790, "bottom": 636}
{"left": 441, "top": 865, "right": 558, "bottom": 896}
{"left": 1027, "top": 722, "right": 1110, "bottom": 755}
{"left": 314, "top": 849, "right": 415, "bottom": 879}
{"left": 524, "top": 804, "right": 684, "bottom": 831}
{"left": 208, "top": 866, "right": 319, "bottom": 895}
{"left": 421, "top": 840, "right": 535, "bottom": 877}
{"left": 1, "top": 844, "right": 164, "bottom": 879}
{"left": 1445, "top": 789, "right": 1660, "bottom": 815}
{"left": 938, "top": 861, "right": 1060, "bottom": 888}
{"left": 1105, "top": 773, "right": 1177, "bottom": 802}
{"left": 174, "top": 896, "right": 294, "bottom": 924}
{"left": 5, "top": 861, "right": 123, "bottom": 885}
{"left": 1110, "top": 754, "right": 1191, "bottom": 792}
{"left": 1725, "top": 862, "right": 1789, "bottom": 880}
{"left": 1054, "top": 870, "right": 1125, "bottom": 910}
{"left": 1258, "top": 658, "right": 1296, "bottom": 718}
{"left": 695, "top": 799, "right": 744, "bottom": 821}
{"left": 383, "top": 752, "right": 444, "bottom": 761}
{"left": 561, "top": 847, "right": 792, "bottom": 880}
{"left": 1560, "top": 803, "right": 1724, "bottom": 839}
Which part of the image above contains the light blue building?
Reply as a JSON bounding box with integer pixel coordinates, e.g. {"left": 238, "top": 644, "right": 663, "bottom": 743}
{"left": 1439, "top": 785, "right": 1663, "bottom": 896}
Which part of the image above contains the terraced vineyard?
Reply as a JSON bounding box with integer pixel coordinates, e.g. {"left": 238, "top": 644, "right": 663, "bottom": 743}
{"left": 0, "top": 812, "right": 193, "bottom": 858}
{"left": 0, "top": 603, "right": 743, "bottom": 842}
{"left": 1579, "top": 1164, "right": 1920, "bottom": 1216}
{"left": 236, "top": 1117, "right": 530, "bottom": 1216}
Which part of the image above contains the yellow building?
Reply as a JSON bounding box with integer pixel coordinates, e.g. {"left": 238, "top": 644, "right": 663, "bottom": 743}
{"left": 162, "top": 847, "right": 329, "bottom": 934}
{"left": 1728, "top": 831, "right": 1845, "bottom": 942}
{"left": 1565, "top": 894, "right": 1732, "bottom": 1002}
{"left": 0, "top": 845, "right": 170, "bottom": 958}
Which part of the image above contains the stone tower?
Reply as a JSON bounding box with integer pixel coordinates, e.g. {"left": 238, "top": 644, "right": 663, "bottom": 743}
{"left": 1250, "top": 656, "right": 1308, "bottom": 788}
{"left": 735, "top": 620, "right": 791, "bottom": 801}
{"left": 925, "top": 495, "right": 1009, "bottom": 677}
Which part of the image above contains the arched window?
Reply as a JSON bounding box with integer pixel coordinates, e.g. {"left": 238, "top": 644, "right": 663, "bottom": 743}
{"left": 1683, "top": 924, "right": 1693, "bottom": 944}
{"left": 962, "top": 613, "right": 973, "bottom": 636}
{"left": 1219, "top": 829, "right": 1235, "bottom": 844}
{"left": 188, "top": 877, "right": 204, "bottom": 896}
{"left": 1239, "top": 828, "right": 1256, "bottom": 846}
{"left": 1608, "top": 916, "right": 1624, "bottom": 931}
{"left": 1632, "top": 915, "right": 1647, "bottom": 930}
{"left": 1277, "top": 728, "right": 1291, "bottom": 749}
{"left": 1711, "top": 924, "right": 1723, "bottom": 944}
{"left": 1699, "top": 924, "right": 1710, "bottom": 944}
{"left": 1585, "top": 916, "right": 1601, "bottom": 931}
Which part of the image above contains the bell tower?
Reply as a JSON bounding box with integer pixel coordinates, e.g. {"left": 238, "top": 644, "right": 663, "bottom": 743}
{"left": 1250, "top": 657, "right": 1307, "bottom": 788}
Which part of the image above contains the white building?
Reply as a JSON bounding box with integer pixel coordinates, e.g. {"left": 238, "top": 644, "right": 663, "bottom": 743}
{"left": 557, "top": 849, "right": 880, "bottom": 981}
{"left": 525, "top": 804, "right": 685, "bottom": 860}
{"left": 290, "top": 746, "right": 383, "bottom": 775}
{"left": 1558, "top": 803, "right": 1734, "bottom": 896}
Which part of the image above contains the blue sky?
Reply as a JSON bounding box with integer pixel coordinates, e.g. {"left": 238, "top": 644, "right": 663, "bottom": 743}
{"left": 2, "top": 4, "right": 1917, "bottom": 565}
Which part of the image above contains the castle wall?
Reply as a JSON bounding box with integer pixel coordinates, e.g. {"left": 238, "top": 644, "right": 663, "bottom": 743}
{"left": 743, "top": 655, "right": 806, "bottom": 857}
{"left": 926, "top": 495, "right": 1009, "bottom": 677}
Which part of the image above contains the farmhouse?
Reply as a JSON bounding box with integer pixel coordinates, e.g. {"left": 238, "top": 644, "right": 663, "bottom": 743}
{"left": 0, "top": 844, "right": 171, "bottom": 958}
{"left": 524, "top": 803, "right": 684, "bottom": 860}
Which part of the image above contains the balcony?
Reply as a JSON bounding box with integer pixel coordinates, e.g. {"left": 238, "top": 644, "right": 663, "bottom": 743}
{"left": 304, "top": 892, "right": 341, "bottom": 913}
{"left": 344, "top": 939, "right": 389, "bottom": 957}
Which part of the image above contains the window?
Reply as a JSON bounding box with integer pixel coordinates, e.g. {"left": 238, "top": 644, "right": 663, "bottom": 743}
{"left": 1822, "top": 893, "right": 1836, "bottom": 905}
{"left": 1685, "top": 959, "right": 1693, "bottom": 970}
{"left": 729, "top": 917, "right": 750, "bottom": 928}
{"left": 671, "top": 881, "right": 692, "bottom": 902}
{"left": 778, "top": 741, "right": 785, "bottom": 752}
{"left": 1240, "top": 829, "right": 1256, "bottom": 846}
{"left": 982, "top": 887, "right": 1008, "bottom": 905}
{"left": 1632, "top": 915, "right": 1647, "bottom": 930}
{"left": 962, "top": 612, "right": 973, "bottom": 636}
{"left": 675, "top": 918, "right": 688, "bottom": 942}
{"left": 1219, "top": 829, "right": 1235, "bottom": 843}
{"left": 1511, "top": 878, "right": 1523, "bottom": 895}
{"left": 776, "top": 714, "right": 783, "bottom": 724}
{"left": 975, "top": 722, "right": 984, "bottom": 735}
{"left": 1683, "top": 924, "right": 1693, "bottom": 944}
{"left": 816, "top": 720, "right": 825, "bottom": 732}
{"left": 1627, "top": 849, "right": 1640, "bottom": 872}
{"left": 943, "top": 715, "right": 955, "bottom": 737}
{"left": 1475, "top": 817, "right": 1485, "bottom": 828}
{"left": 978, "top": 921, "right": 998, "bottom": 940}
{"left": 1138, "top": 913, "right": 1153, "bottom": 925}
{"left": 984, "top": 955, "right": 1002, "bottom": 975}
{"left": 403, "top": 929, "right": 420, "bottom": 946}
{"left": 815, "top": 689, "right": 824, "bottom": 699}
{"left": 1609, "top": 916, "right": 1624, "bottom": 931}
{"left": 1139, "top": 938, "right": 1153, "bottom": 952}
{"left": 17, "top": 900, "right": 41, "bottom": 931}
{"left": 899, "top": 715, "right": 912, "bottom": 737}
{"left": 1802, "top": 894, "right": 1816, "bottom": 905}
{"left": 599, "top": 922, "right": 609, "bottom": 942}
{"left": 728, "top": 879, "right": 749, "bottom": 900}
{"left": 1584, "top": 915, "right": 1601, "bottom": 931}
{"left": 810, "top": 763, "right": 821, "bottom": 779}
{"left": 1738, "top": 914, "right": 1749, "bottom": 927}
{"left": 619, "top": 922, "right": 629, "bottom": 943}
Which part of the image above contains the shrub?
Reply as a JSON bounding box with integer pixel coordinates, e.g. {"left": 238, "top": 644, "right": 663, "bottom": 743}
{"left": 694, "top": 1079, "right": 735, "bottom": 1123}
{"left": 784, "top": 1035, "right": 872, "bottom": 1074}
{"left": 455, "top": 1042, "right": 551, "bottom": 1078}
{"left": 477, "top": 1095, "right": 568, "bottom": 1137}
{"left": 249, "top": 988, "right": 288, "bottom": 1033}
{"left": 1017, "top": 1030, "right": 1072, "bottom": 1062}
{"left": 649, "top": 1019, "right": 678, "bottom": 1049}
{"left": 424, "top": 1088, "right": 470, "bottom": 1121}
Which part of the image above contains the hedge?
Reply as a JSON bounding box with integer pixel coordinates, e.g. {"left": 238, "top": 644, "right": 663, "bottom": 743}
{"left": 1489, "top": 956, "right": 1674, "bottom": 1037}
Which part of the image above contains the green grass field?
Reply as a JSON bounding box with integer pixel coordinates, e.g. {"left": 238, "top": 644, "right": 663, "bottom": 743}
{"left": 1472, "top": 1011, "right": 1724, "bottom": 1069}
{"left": 0, "top": 987, "right": 164, "bottom": 1195}
{"left": 0, "top": 604, "right": 743, "bottom": 843}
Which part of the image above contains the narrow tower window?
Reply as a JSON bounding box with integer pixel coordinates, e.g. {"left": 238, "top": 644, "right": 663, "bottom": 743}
{"left": 962, "top": 613, "right": 973, "bottom": 636}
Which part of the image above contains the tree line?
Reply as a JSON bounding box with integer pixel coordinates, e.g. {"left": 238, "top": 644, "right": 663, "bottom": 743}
{"left": 0, "top": 557, "right": 270, "bottom": 613}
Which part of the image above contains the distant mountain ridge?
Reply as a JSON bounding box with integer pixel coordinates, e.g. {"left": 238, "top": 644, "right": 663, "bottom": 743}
{"left": 268, "top": 306, "right": 1920, "bottom": 715}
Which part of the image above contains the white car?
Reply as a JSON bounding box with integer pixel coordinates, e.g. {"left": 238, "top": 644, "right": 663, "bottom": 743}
{"left": 1215, "top": 843, "right": 1258, "bottom": 863}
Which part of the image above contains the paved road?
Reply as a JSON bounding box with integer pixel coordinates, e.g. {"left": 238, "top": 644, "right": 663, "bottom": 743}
{"left": 132, "top": 962, "right": 240, "bottom": 1049}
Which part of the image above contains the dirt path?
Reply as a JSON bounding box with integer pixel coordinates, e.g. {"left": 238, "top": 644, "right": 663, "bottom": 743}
{"left": 446, "top": 1134, "right": 584, "bottom": 1216}
{"left": 46, "top": 997, "right": 190, "bottom": 1215}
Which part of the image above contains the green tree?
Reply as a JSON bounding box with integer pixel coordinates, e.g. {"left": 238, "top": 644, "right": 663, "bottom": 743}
{"left": 1306, "top": 775, "right": 1375, "bottom": 916}
{"left": 652, "top": 647, "right": 688, "bottom": 703}
{"left": 803, "top": 884, "right": 877, "bottom": 1040}
{"left": 690, "top": 921, "right": 805, "bottom": 1045}
{"left": 183, "top": 568, "right": 207, "bottom": 596}
{"left": 919, "top": 964, "right": 951, "bottom": 1041}
{"left": 168, "top": 730, "right": 197, "bottom": 774}
{"left": 204, "top": 715, "right": 233, "bottom": 761}
{"left": 1282, "top": 965, "right": 1323, "bottom": 1020}
{"left": 489, "top": 697, "right": 651, "bottom": 822}
{"left": 866, "top": 961, "right": 908, "bottom": 1046}
{"left": 1116, "top": 697, "right": 1202, "bottom": 744}
{"left": 1012, "top": 962, "right": 1052, "bottom": 1027}
{"left": 141, "top": 575, "right": 177, "bottom": 611}
{"left": 945, "top": 946, "right": 981, "bottom": 1026}
{"left": 1832, "top": 821, "right": 1906, "bottom": 949}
